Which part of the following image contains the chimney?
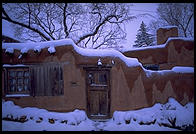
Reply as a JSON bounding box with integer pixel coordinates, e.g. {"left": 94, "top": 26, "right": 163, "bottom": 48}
{"left": 157, "top": 26, "right": 178, "bottom": 45}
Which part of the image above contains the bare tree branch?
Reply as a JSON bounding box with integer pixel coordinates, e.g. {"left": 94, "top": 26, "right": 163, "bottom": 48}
{"left": 2, "top": 3, "right": 133, "bottom": 49}
{"left": 2, "top": 7, "right": 51, "bottom": 41}
{"left": 76, "top": 14, "right": 118, "bottom": 45}
{"left": 150, "top": 3, "right": 194, "bottom": 38}
{"left": 63, "top": 3, "right": 69, "bottom": 38}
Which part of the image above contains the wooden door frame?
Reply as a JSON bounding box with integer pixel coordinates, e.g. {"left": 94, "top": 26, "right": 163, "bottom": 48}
{"left": 84, "top": 66, "right": 111, "bottom": 119}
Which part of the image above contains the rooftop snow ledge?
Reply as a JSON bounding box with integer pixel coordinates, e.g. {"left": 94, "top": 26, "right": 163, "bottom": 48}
{"left": 48, "top": 46, "right": 56, "bottom": 54}
{"left": 124, "top": 37, "right": 194, "bottom": 52}
{"left": 3, "top": 64, "right": 27, "bottom": 67}
{"left": 172, "top": 66, "right": 194, "bottom": 73}
{"left": 2, "top": 39, "right": 75, "bottom": 53}
{"left": 159, "top": 37, "right": 194, "bottom": 46}
{"left": 2, "top": 39, "right": 142, "bottom": 67}
{"left": 6, "top": 94, "right": 30, "bottom": 97}
{"left": 143, "top": 66, "right": 194, "bottom": 78}
{"left": 158, "top": 25, "right": 178, "bottom": 29}
{"left": 73, "top": 46, "right": 142, "bottom": 67}
{"left": 5, "top": 47, "right": 14, "bottom": 53}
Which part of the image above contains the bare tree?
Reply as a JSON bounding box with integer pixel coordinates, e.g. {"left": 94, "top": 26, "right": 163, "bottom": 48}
{"left": 2, "top": 3, "right": 135, "bottom": 49}
{"left": 149, "top": 3, "right": 194, "bottom": 38}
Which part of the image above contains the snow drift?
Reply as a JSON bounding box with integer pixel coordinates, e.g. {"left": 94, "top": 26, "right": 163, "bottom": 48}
{"left": 2, "top": 97, "right": 194, "bottom": 131}
{"left": 112, "top": 98, "right": 194, "bottom": 130}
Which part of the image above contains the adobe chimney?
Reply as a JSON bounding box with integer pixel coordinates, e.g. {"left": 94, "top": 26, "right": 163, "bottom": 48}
{"left": 157, "top": 26, "right": 178, "bottom": 45}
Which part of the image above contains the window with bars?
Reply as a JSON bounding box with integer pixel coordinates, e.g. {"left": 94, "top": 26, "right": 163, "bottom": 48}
{"left": 88, "top": 71, "right": 108, "bottom": 86}
{"left": 3, "top": 64, "right": 64, "bottom": 97}
{"left": 6, "top": 68, "right": 30, "bottom": 95}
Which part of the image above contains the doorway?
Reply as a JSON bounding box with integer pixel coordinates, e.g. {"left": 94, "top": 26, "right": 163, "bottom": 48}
{"left": 85, "top": 67, "right": 111, "bottom": 119}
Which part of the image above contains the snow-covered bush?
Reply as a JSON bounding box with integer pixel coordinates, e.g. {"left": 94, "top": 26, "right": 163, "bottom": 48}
{"left": 2, "top": 100, "right": 88, "bottom": 126}
{"left": 112, "top": 98, "right": 194, "bottom": 130}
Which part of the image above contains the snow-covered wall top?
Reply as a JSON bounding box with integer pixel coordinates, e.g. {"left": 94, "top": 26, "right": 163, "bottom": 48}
{"left": 158, "top": 25, "right": 178, "bottom": 30}
{"left": 123, "top": 37, "right": 194, "bottom": 52}
{"left": 143, "top": 66, "right": 194, "bottom": 78}
{"left": 2, "top": 39, "right": 141, "bottom": 67}
{"left": 2, "top": 38, "right": 194, "bottom": 73}
{"left": 2, "top": 39, "right": 74, "bottom": 53}
{"left": 171, "top": 66, "right": 194, "bottom": 73}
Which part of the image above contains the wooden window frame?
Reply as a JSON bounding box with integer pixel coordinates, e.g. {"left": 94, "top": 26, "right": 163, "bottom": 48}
{"left": 4, "top": 67, "right": 30, "bottom": 95}
{"left": 88, "top": 71, "right": 108, "bottom": 88}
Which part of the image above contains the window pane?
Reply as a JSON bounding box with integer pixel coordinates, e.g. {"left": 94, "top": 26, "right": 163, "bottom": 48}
{"left": 17, "top": 85, "right": 23, "bottom": 92}
{"left": 24, "top": 78, "right": 29, "bottom": 84}
{"left": 9, "top": 79, "right": 16, "bottom": 85}
{"left": 10, "top": 86, "right": 15, "bottom": 92}
{"left": 17, "top": 71, "right": 23, "bottom": 77}
{"left": 18, "top": 78, "right": 23, "bottom": 84}
{"left": 88, "top": 73, "right": 94, "bottom": 84}
{"left": 24, "top": 71, "right": 29, "bottom": 77}
{"left": 24, "top": 85, "right": 28, "bottom": 91}
{"left": 60, "top": 68, "right": 63, "bottom": 80}
{"left": 6, "top": 68, "right": 31, "bottom": 94}
{"left": 9, "top": 71, "right": 16, "bottom": 77}
{"left": 99, "top": 73, "right": 107, "bottom": 84}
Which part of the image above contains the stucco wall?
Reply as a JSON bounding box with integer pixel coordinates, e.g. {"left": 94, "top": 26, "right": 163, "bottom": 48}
{"left": 2, "top": 46, "right": 87, "bottom": 112}
{"left": 123, "top": 38, "right": 194, "bottom": 70}
{"left": 157, "top": 27, "right": 178, "bottom": 45}
{"left": 2, "top": 43, "right": 194, "bottom": 117}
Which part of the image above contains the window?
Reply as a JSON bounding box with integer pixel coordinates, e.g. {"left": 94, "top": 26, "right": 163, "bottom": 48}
{"left": 3, "top": 64, "right": 64, "bottom": 97}
{"left": 99, "top": 73, "right": 107, "bottom": 85}
{"left": 30, "top": 65, "right": 64, "bottom": 96}
{"left": 5, "top": 68, "right": 30, "bottom": 95}
{"left": 88, "top": 71, "right": 108, "bottom": 86}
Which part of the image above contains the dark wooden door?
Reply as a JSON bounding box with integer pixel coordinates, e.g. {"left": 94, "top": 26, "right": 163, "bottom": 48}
{"left": 86, "top": 69, "right": 110, "bottom": 119}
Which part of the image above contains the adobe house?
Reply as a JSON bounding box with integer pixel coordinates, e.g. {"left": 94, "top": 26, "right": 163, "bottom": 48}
{"left": 123, "top": 26, "right": 194, "bottom": 70}
{"left": 1, "top": 27, "right": 194, "bottom": 119}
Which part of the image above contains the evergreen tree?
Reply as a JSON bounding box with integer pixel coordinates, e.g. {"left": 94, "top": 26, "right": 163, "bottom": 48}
{"left": 133, "top": 21, "right": 155, "bottom": 48}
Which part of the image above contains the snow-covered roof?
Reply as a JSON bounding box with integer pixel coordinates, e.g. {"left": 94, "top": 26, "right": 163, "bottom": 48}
{"left": 123, "top": 37, "right": 194, "bottom": 52}
{"left": 143, "top": 66, "right": 194, "bottom": 78}
{"left": 158, "top": 25, "right": 178, "bottom": 30}
{"left": 2, "top": 38, "right": 194, "bottom": 74}
{"left": 2, "top": 39, "right": 141, "bottom": 67}
{"left": 171, "top": 66, "right": 194, "bottom": 73}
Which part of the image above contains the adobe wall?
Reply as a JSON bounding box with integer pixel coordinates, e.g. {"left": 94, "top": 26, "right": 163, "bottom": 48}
{"left": 123, "top": 38, "right": 194, "bottom": 70}
{"left": 157, "top": 27, "right": 178, "bottom": 45}
{"left": 2, "top": 44, "right": 194, "bottom": 116}
{"left": 2, "top": 45, "right": 87, "bottom": 112}
{"left": 109, "top": 63, "right": 194, "bottom": 113}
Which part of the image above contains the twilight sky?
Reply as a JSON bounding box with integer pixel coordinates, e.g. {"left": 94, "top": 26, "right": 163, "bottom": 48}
{"left": 124, "top": 3, "right": 158, "bottom": 49}
{"left": 2, "top": 3, "right": 159, "bottom": 50}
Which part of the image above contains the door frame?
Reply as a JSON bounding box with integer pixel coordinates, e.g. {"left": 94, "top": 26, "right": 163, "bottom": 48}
{"left": 84, "top": 66, "right": 111, "bottom": 119}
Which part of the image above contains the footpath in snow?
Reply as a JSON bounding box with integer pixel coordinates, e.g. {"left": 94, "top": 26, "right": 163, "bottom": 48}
{"left": 2, "top": 98, "right": 194, "bottom": 131}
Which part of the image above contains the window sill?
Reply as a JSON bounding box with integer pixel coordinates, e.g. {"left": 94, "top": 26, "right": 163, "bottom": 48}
{"left": 5, "top": 94, "right": 30, "bottom": 97}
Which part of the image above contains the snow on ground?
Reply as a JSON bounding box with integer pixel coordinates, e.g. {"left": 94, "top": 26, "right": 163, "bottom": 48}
{"left": 2, "top": 98, "right": 194, "bottom": 131}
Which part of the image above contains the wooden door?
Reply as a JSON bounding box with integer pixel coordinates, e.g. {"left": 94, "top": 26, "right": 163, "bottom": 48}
{"left": 86, "top": 69, "right": 110, "bottom": 119}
